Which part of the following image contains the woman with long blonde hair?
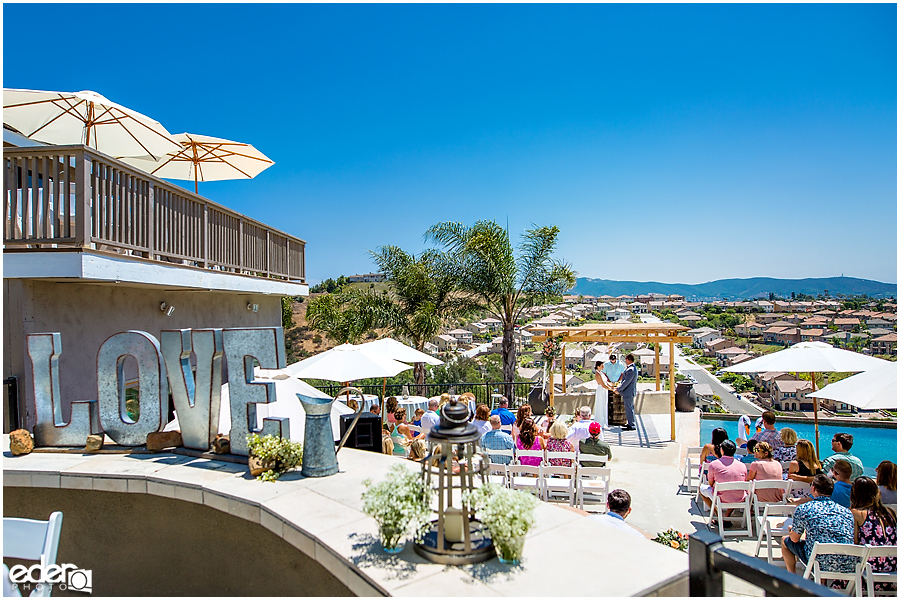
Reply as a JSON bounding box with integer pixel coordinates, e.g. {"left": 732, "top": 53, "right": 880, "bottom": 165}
{"left": 788, "top": 439, "right": 823, "bottom": 484}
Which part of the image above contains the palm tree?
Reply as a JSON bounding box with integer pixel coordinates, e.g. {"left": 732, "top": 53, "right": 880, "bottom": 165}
{"left": 426, "top": 221, "right": 576, "bottom": 398}
{"left": 368, "top": 246, "right": 468, "bottom": 390}
{"left": 305, "top": 287, "right": 382, "bottom": 345}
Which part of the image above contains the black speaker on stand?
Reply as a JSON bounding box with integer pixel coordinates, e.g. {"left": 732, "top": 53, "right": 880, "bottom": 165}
{"left": 340, "top": 413, "right": 381, "bottom": 453}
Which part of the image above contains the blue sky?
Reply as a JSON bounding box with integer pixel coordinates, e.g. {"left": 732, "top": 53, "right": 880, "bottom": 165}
{"left": 4, "top": 4, "right": 897, "bottom": 285}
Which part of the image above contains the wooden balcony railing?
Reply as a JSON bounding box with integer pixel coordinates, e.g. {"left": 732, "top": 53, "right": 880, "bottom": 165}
{"left": 3, "top": 145, "right": 305, "bottom": 283}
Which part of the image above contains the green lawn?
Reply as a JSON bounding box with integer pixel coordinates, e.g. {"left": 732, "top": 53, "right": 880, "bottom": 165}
{"left": 750, "top": 344, "right": 783, "bottom": 355}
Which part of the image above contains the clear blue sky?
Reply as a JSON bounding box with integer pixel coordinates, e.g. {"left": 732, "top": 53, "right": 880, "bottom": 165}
{"left": 4, "top": 4, "right": 897, "bottom": 285}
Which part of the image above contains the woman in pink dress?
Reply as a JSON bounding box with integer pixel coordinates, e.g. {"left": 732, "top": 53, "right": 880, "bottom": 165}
{"left": 746, "top": 442, "right": 785, "bottom": 503}
{"left": 515, "top": 418, "right": 545, "bottom": 466}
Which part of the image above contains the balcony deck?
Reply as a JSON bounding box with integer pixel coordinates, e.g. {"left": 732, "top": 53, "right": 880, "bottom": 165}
{"left": 3, "top": 145, "right": 305, "bottom": 291}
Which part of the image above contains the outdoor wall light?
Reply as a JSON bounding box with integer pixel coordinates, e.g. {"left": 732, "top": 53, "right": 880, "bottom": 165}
{"left": 247, "top": 303, "right": 259, "bottom": 313}
{"left": 160, "top": 302, "right": 175, "bottom": 317}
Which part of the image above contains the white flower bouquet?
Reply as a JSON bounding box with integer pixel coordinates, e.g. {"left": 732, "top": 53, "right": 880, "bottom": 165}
{"left": 361, "top": 464, "right": 432, "bottom": 552}
{"left": 463, "top": 483, "right": 538, "bottom": 564}
{"left": 246, "top": 433, "right": 303, "bottom": 482}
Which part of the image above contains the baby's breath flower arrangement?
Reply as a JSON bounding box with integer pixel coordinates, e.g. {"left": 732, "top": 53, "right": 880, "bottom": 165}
{"left": 463, "top": 483, "right": 538, "bottom": 565}
{"left": 361, "top": 464, "right": 432, "bottom": 553}
{"left": 652, "top": 528, "right": 689, "bottom": 552}
{"left": 246, "top": 433, "right": 303, "bottom": 482}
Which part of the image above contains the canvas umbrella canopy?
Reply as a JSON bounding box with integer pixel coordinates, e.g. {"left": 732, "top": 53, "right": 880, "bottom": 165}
{"left": 723, "top": 341, "right": 892, "bottom": 456}
{"left": 807, "top": 362, "right": 897, "bottom": 411}
{"left": 120, "top": 132, "right": 274, "bottom": 194}
{"left": 284, "top": 343, "right": 412, "bottom": 382}
{"left": 358, "top": 338, "right": 444, "bottom": 366}
{"left": 3, "top": 88, "right": 181, "bottom": 160}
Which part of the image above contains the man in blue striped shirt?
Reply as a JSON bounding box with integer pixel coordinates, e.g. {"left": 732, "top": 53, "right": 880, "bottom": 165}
{"left": 481, "top": 416, "right": 514, "bottom": 464}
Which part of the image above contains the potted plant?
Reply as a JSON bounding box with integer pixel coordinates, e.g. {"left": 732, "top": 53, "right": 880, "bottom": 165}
{"left": 464, "top": 483, "right": 539, "bottom": 565}
{"left": 361, "top": 464, "right": 432, "bottom": 553}
{"left": 246, "top": 433, "right": 303, "bottom": 482}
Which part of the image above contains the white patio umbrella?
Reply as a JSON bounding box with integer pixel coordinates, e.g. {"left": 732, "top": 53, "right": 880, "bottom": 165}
{"left": 3, "top": 88, "right": 181, "bottom": 160}
{"left": 723, "top": 341, "right": 892, "bottom": 456}
{"left": 358, "top": 338, "right": 444, "bottom": 366}
{"left": 120, "top": 132, "right": 274, "bottom": 194}
{"left": 284, "top": 343, "right": 412, "bottom": 381}
{"left": 807, "top": 362, "right": 897, "bottom": 411}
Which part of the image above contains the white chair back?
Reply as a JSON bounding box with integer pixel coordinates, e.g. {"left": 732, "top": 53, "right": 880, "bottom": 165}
{"left": 542, "top": 464, "right": 576, "bottom": 506}
{"left": 753, "top": 503, "right": 796, "bottom": 564}
{"left": 802, "top": 542, "right": 869, "bottom": 596}
{"left": 707, "top": 481, "right": 753, "bottom": 538}
{"left": 482, "top": 447, "right": 514, "bottom": 465}
{"left": 4, "top": 512, "right": 64, "bottom": 598}
{"left": 576, "top": 451, "right": 610, "bottom": 467}
{"left": 545, "top": 450, "right": 576, "bottom": 466}
{"left": 515, "top": 448, "right": 544, "bottom": 465}
{"left": 682, "top": 447, "right": 703, "bottom": 491}
{"left": 790, "top": 480, "right": 812, "bottom": 498}
{"left": 407, "top": 424, "right": 423, "bottom": 435}
{"left": 507, "top": 464, "right": 543, "bottom": 498}
{"left": 575, "top": 465, "right": 611, "bottom": 511}
{"left": 751, "top": 479, "right": 793, "bottom": 522}
{"left": 863, "top": 545, "right": 898, "bottom": 597}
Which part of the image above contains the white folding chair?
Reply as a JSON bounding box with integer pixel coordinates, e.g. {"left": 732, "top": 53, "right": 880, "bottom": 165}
{"left": 507, "top": 463, "right": 543, "bottom": 498}
{"left": 707, "top": 481, "right": 753, "bottom": 538}
{"left": 790, "top": 480, "right": 812, "bottom": 499}
{"left": 3, "top": 512, "right": 64, "bottom": 598}
{"left": 500, "top": 425, "right": 513, "bottom": 434}
{"left": 695, "top": 463, "right": 710, "bottom": 514}
{"left": 862, "top": 545, "right": 897, "bottom": 597}
{"left": 545, "top": 450, "right": 576, "bottom": 468}
{"left": 482, "top": 447, "right": 514, "bottom": 466}
{"left": 515, "top": 448, "right": 545, "bottom": 466}
{"left": 407, "top": 424, "right": 423, "bottom": 435}
{"left": 575, "top": 465, "right": 611, "bottom": 512}
{"left": 681, "top": 446, "right": 703, "bottom": 492}
{"left": 801, "top": 542, "right": 869, "bottom": 596}
{"left": 751, "top": 480, "right": 793, "bottom": 525}
{"left": 542, "top": 464, "right": 576, "bottom": 506}
{"left": 576, "top": 451, "right": 610, "bottom": 468}
{"left": 753, "top": 503, "right": 796, "bottom": 564}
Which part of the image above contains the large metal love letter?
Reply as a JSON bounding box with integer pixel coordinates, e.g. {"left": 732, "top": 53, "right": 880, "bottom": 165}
{"left": 160, "top": 329, "right": 224, "bottom": 450}
{"left": 97, "top": 331, "right": 168, "bottom": 446}
{"left": 28, "top": 333, "right": 101, "bottom": 446}
{"left": 222, "top": 327, "right": 288, "bottom": 456}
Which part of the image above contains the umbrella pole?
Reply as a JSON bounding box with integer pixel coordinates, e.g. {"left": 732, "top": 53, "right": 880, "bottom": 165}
{"left": 382, "top": 377, "right": 387, "bottom": 405}
{"left": 812, "top": 372, "right": 819, "bottom": 459}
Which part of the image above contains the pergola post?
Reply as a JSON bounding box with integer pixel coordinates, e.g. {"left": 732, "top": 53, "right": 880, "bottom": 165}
{"left": 669, "top": 339, "right": 676, "bottom": 441}
{"left": 654, "top": 339, "right": 661, "bottom": 391}
{"left": 561, "top": 343, "right": 567, "bottom": 394}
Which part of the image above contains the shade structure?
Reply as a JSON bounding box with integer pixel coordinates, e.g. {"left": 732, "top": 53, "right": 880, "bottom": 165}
{"left": 284, "top": 343, "right": 412, "bottom": 382}
{"left": 164, "top": 374, "right": 354, "bottom": 444}
{"left": 807, "top": 362, "right": 897, "bottom": 411}
{"left": 120, "top": 132, "right": 274, "bottom": 194}
{"left": 358, "top": 338, "right": 444, "bottom": 366}
{"left": 722, "top": 342, "right": 893, "bottom": 456}
{"left": 3, "top": 88, "right": 181, "bottom": 160}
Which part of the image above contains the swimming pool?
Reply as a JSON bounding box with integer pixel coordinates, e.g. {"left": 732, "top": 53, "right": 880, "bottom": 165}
{"left": 699, "top": 418, "right": 897, "bottom": 474}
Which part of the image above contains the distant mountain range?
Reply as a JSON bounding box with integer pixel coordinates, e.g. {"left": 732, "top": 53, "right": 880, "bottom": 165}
{"left": 570, "top": 276, "right": 897, "bottom": 300}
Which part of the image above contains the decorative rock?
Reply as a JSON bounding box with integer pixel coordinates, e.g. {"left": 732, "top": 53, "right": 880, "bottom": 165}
{"left": 213, "top": 434, "right": 230, "bottom": 454}
{"left": 85, "top": 434, "right": 105, "bottom": 452}
{"left": 249, "top": 454, "right": 276, "bottom": 477}
{"left": 146, "top": 431, "right": 183, "bottom": 451}
{"left": 9, "top": 429, "right": 34, "bottom": 456}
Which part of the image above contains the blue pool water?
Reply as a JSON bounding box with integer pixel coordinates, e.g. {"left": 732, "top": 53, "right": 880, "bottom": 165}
{"left": 700, "top": 418, "right": 897, "bottom": 474}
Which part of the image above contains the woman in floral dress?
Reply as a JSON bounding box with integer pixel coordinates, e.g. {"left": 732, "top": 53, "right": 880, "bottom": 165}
{"left": 851, "top": 476, "right": 897, "bottom": 593}
{"left": 546, "top": 420, "right": 574, "bottom": 466}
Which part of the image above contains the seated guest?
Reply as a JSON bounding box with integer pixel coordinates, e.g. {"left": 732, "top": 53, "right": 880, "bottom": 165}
{"left": 588, "top": 489, "right": 643, "bottom": 538}
{"left": 512, "top": 404, "right": 533, "bottom": 440}
{"left": 749, "top": 410, "right": 784, "bottom": 451}
{"left": 774, "top": 427, "right": 798, "bottom": 462}
{"left": 471, "top": 404, "right": 492, "bottom": 437}
{"left": 740, "top": 439, "right": 759, "bottom": 464}
{"left": 481, "top": 415, "right": 514, "bottom": 464}
{"left": 579, "top": 422, "right": 612, "bottom": 466}
{"left": 515, "top": 418, "right": 545, "bottom": 466}
{"left": 566, "top": 406, "right": 595, "bottom": 446}
{"left": 408, "top": 439, "right": 428, "bottom": 462}
{"left": 850, "top": 476, "right": 897, "bottom": 593}
{"left": 821, "top": 432, "right": 864, "bottom": 481}
{"left": 384, "top": 396, "right": 399, "bottom": 429}
{"left": 412, "top": 408, "right": 425, "bottom": 427}
{"left": 699, "top": 440, "right": 747, "bottom": 510}
{"left": 381, "top": 434, "right": 395, "bottom": 455}
{"left": 490, "top": 396, "right": 516, "bottom": 426}
{"left": 420, "top": 398, "right": 440, "bottom": 434}
{"left": 829, "top": 459, "right": 854, "bottom": 509}
{"left": 782, "top": 474, "right": 855, "bottom": 576}
{"left": 546, "top": 420, "right": 574, "bottom": 466}
{"left": 540, "top": 406, "right": 557, "bottom": 435}
{"left": 747, "top": 442, "right": 786, "bottom": 503}
{"left": 436, "top": 393, "right": 452, "bottom": 416}
{"left": 370, "top": 403, "right": 381, "bottom": 416}
{"left": 390, "top": 408, "right": 414, "bottom": 456}
{"left": 877, "top": 460, "right": 897, "bottom": 505}
{"left": 788, "top": 439, "right": 824, "bottom": 485}
{"left": 699, "top": 427, "right": 729, "bottom": 465}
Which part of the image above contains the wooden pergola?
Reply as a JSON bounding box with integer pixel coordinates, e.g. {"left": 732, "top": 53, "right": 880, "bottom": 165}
{"left": 531, "top": 323, "right": 692, "bottom": 441}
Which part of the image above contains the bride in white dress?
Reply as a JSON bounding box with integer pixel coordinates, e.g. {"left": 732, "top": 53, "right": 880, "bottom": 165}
{"left": 593, "top": 359, "right": 615, "bottom": 430}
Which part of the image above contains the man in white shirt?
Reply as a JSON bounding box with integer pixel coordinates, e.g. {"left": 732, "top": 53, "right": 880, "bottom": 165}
{"left": 588, "top": 489, "right": 643, "bottom": 538}
{"left": 566, "top": 406, "right": 596, "bottom": 445}
{"left": 419, "top": 398, "right": 440, "bottom": 435}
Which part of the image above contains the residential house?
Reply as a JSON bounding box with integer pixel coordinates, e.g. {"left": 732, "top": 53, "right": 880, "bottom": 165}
{"left": 464, "top": 322, "right": 488, "bottom": 336}
{"left": 763, "top": 326, "right": 800, "bottom": 345}
{"left": 689, "top": 327, "right": 722, "bottom": 348}
{"left": 515, "top": 329, "right": 534, "bottom": 348}
{"left": 517, "top": 367, "right": 542, "bottom": 382}
{"left": 680, "top": 315, "right": 703, "bottom": 326}
{"left": 833, "top": 318, "right": 860, "bottom": 332}
{"left": 668, "top": 294, "right": 685, "bottom": 301}
{"left": 769, "top": 320, "right": 797, "bottom": 328}
{"left": 549, "top": 373, "right": 585, "bottom": 393}
{"left": 755, "top": 301, "right": 775, "bottom": 313}
{"left": 447, "top": 328, "right": 473, "bottom": 345}
{"left": 728, "top": 353, "right": 754, "bottom": 366}
{"left": 481, "top": 317, "right": 502, "bottom": 332}
{"left": 607, "top": 308, "right": 631, "bottom": 321}
{"left": 715, "top": 347, "right": 747, "bottom": 366}
{"left": 704, "top": 338, "right": 735, "bottom": 357}
{"left": 488, "top": 336, "right": 504, "bottom": 354}
{"left": 629, "top": 302, "right": 649, "bottom": 314}
{"left": 755, "top": 313, "right": 784, "bottom": 325}
{"left": 616, "top": 295, "right": 634, "bottom": 303}
{"left": 870, "top": 333, "right": 897, "bottom": 355}
{"left": 431, "top": 334, "right": 457, "bottom": 352}
{"left": 866, "top": 318, "right": 893, "bottom": 331}
{"left": 756, "top": 372, "right": 799, "bottom": 394}
{"left": 773, "top": 380, "right": 813, "bottom": 412}
{"left": 563, "top": 345, "right": 585, "bottom": 369}
{"left": 800, "top": 329, "right": 827, "bottom": 343}
{"left": 347, "top": 273, "right": 386, "bottom": 283}
{"left": 423, "top": 341, "right": 439, "bottom": 356}
{"left": 735, "top": 322, "right": 764, "bottom": 337}
{"left": 800, "top": 317, "right": 829, "bottom": 330}
{"left": 639, "top": 354, "right": 671, "bottom": 378}
{"left": 693, "top": 383, "right": 718, "bottom": 412}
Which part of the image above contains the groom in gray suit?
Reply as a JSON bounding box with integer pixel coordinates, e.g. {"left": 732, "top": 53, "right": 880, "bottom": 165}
{"left": 617, "top": 354, "right": 638, "bottom": 431}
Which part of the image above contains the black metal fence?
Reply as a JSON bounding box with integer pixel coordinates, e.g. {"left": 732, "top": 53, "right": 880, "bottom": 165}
{"left": 688, "top": 530, "right": 841, "bottom": 597}
{"left": 3, "top": 376, "right": 19, "bottom": 433}
{"left": 313, "top": 381, "right": 539, "bottom": 409}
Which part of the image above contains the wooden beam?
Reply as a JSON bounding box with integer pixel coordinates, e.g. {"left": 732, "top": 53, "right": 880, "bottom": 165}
{"left": 669, "top": 339, "right": 676, "bottom": 441}
{"left": 561, "top": 344, "right": 567, "bottom": 393}
{"left": 655, "top": 343, "right": 660, "bottom": 392}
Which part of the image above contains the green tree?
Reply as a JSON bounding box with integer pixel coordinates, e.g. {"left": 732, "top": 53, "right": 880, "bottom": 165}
{"left": 368, "top": 245, "right": 468, "bottom": 389}
{"left": 426, "top": 221, "right": 576, "bottom": 397}
{"left": 305, "top": 288, "right": 381, "bottom": 344}
{"left": 281, "top": 296, "right": 294, "bottom": 330}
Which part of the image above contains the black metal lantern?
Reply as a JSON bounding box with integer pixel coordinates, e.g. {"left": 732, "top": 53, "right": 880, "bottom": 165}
{"left": 414, "top": 398, "right": 495, "bottom": 565}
